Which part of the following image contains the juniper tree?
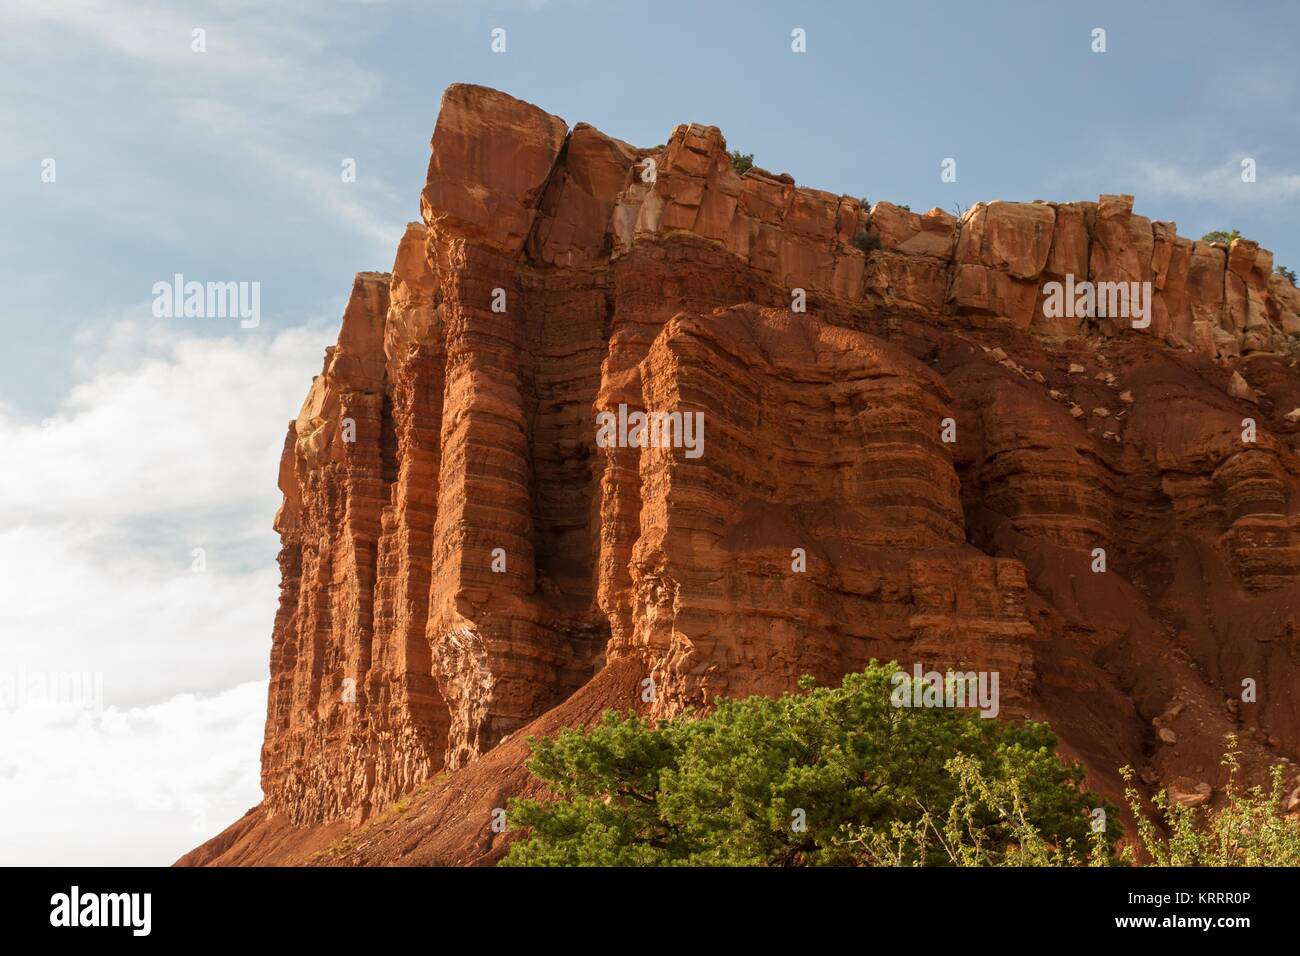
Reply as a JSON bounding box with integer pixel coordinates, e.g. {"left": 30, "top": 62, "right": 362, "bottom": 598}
{"left": 501, "top": 663, "right": 1118, "bottom": 866}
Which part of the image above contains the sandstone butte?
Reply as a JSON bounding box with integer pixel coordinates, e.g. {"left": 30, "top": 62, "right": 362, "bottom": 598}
{"left": 179, "top": 84, "right": 1300, "bottom": 866}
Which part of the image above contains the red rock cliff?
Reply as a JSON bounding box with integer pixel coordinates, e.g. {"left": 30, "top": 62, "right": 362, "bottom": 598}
{"left": 180, "top": 84, "right": 1300, "bottom": 865}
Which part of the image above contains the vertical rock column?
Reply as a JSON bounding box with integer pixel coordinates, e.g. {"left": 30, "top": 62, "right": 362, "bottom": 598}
{"left": 418, "top": 85, "right": 571, "bottom": 766}
{"left": 367, "top": 223, "right": 453, "bottom": 814}
{"left": 263, "top": 272, "right": 394, "bottom": 822}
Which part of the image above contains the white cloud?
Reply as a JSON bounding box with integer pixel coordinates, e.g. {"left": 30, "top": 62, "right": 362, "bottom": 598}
{"left": 0, "top": 522, "right": 281, "bottom": 704}
{"left": 0, "top": 0, "right": 404, "bottom": 262}
{"left": 0, "top": 681, "right": 266, "bottom": 865}
{"left": 0, "top": 315, "right": 333, "bottom": 863}
{"left": 1, "top": 0, "right": 380, "bottom": 116}
{"left": 1132, "top": 155, "right": 1300, "bottom": 204}
{"left": 1, "top": 318, "right": 328, "bottom": 523}
{"left": 0, "top": 1, "right": 405, "bottom": 865}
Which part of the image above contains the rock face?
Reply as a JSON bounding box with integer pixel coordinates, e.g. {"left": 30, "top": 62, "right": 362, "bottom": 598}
{"left": 183, "top": 84, "right": 1300, "bottom": 864}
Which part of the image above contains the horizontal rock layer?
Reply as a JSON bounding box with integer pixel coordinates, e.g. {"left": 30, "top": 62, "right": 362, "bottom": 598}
{"left": 190, "top": 84, "right": 1300, "bottom": 860}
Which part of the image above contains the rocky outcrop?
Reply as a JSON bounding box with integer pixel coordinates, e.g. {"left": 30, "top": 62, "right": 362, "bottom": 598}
{"left": 185, "top": 84, "right": 1300, "bottom": 864}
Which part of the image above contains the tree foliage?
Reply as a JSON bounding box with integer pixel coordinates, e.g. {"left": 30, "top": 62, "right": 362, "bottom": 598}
{"left": 728, "top": 150, "right": 754, "bottom": 174}
{"left": 1201, "top": 228, "right": 1242, "bottom": 246}
{"left": 501, "top": 663, "right": 1119, "bottom": 866}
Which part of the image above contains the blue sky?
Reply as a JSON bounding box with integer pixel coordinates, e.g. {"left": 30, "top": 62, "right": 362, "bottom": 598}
{"left": 0, "top": 0, "right": 1296, "bottom": 864}
{"left": 4, "top": 0, "right": 1299, "bottom": 412}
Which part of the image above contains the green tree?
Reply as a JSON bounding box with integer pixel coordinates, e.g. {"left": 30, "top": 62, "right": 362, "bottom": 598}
{"left": 1275, "top": 264, "right": 1297, "bottom": 286}
{"left": 728, "top": 150, "right": 754, "bottom": 174}
{"left": 501, "top": 663, "right": 1119, "bottom": 866}
{"left": 1201, "top": 228, "right": 1242, "bottom": 246}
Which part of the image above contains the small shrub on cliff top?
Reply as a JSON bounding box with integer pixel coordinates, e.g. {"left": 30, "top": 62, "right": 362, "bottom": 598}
{"left": 728, "top": 150, "right": 754, "bottom": 174}
{"left": 1275, "top": 264, "right": 1297, "bottom": 286}
{"left": 500, "top": 662, "right": 1118, "bottom": 867}
{"left": 1201, "top": 228, "right": 1242, "bottom": 247}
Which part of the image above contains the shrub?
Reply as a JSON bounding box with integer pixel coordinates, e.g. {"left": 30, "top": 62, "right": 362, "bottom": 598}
{"left": 729, "top": 150, "right": 754, "bottom": 174}
{"left": 500, "top": 663, "right": 1117, "bottom": 866}
{"left": 1119, "top": 736, "right": 1300, "bottom": 866}
{"left": 1201, "top": 228, "right": 1242, "bottom": 246}
{"left": 851, "top": 231, "right": 881, "bottom": 254}
{"left": 1276, "top": 264, "right": 1297, "bottom": 286}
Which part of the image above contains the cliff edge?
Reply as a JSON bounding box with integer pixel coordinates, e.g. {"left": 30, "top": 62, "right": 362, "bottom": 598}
{"left": 179, "top": 84, "right": 1300, "bottom": 866}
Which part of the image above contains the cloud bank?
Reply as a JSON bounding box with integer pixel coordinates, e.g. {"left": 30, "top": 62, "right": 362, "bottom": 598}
{"left": 0, "top": 315, "right": 333, "bottom": 864}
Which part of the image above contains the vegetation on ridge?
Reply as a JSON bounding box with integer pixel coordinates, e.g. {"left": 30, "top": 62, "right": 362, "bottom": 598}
{"left": 501, "top": 663, "right": 1300, "bottom": 867}
{"left": 728, "top": 150, "right": 754, "bottom": 174}
{"left": 1201, "top": 229, "right": 1296, "bottom": 286}
{"left": 1201, "top": 228, "right": 1242, "bottom": 246}
{"left": 500, "top": 662, "right": 1121, "bottom": 866}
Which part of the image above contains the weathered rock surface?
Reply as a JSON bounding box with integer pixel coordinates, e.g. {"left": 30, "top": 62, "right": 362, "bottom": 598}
{"left": 1168, "top": 777, "right": 1213, "bottom": 808}
{"left": 182, "top": 84, "right": 1300, "bottom": 866}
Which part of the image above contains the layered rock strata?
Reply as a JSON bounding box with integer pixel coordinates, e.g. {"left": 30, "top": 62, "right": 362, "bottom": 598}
{"left": 194, "top": 84, "right": 1300, "bottom": 858}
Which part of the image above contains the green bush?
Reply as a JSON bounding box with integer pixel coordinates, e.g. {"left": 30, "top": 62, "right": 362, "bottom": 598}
{"left": 1120, "top": 737, "right": 1300, "bottom": 866}
{"left": 851, "top": 231, "right": 881, "bottom": 254}
{"left": 1201, "top": 228, "right": 1242, "bottom": 246}
{"left": 500, "top": 663, "right": 1118, "bottom": 866}
{"left": 729, "top": 150, "right": 754, "bottom": 174}
{"left": 1276, "top": 264, "right": 1297, "bottom": 286}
